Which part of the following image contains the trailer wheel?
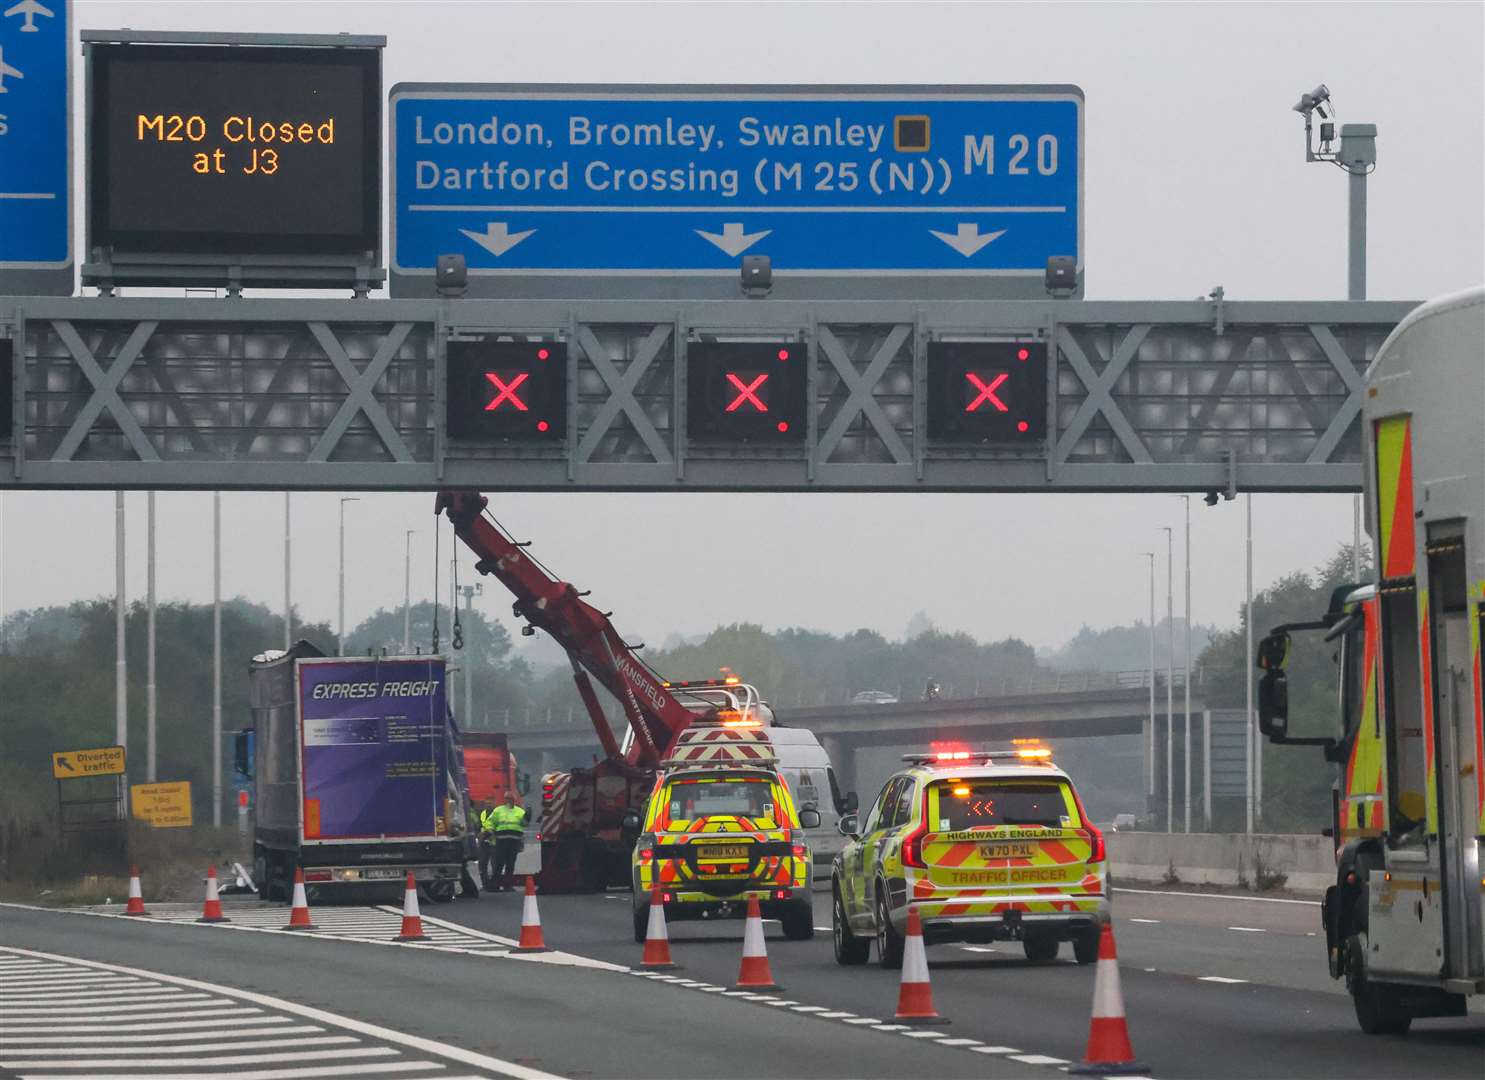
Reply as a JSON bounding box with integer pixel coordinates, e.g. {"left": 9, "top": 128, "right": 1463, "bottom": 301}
{"left": 426, "top": 880, "right": 457, "bottom": 904}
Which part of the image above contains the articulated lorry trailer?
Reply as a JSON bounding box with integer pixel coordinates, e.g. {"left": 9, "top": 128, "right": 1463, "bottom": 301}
{"left": 242, "top": 642, "right": 474, "bottom": 903}
{"left": 1257, "top": 286, "right": 1484, "bottom": 1034}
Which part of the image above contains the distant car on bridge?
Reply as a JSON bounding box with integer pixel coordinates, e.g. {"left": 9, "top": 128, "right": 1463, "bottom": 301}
{"left": 851, "top": 690, "right": 898, "bottom": 705}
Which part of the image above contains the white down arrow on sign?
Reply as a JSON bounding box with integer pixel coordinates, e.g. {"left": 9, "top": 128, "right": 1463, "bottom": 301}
{"left": 930, "top": 223, "right": 1006, "bottom": 257}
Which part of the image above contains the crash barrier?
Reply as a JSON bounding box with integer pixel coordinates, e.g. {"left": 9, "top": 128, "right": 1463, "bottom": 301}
{"left": 514, "top": 875, "right": 550, "bottom": 952}
{"left": 734, "top": 896, "right": 781, "bottom": 990}
{"left": 1107, "top": 831, "right": 1330, "bottom": 892}
{"left": 395, "top": 872, "right": 428, "bottom": 941}
{"left": 895, "top": 907, "right": 948, "bottom": 1024}
{"left": 1069, "top": 922, "right": 1148, "bottom": 1075}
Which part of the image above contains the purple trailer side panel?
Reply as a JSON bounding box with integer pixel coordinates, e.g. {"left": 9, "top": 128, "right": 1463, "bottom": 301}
{"left": 297, "top": 658, "right": 450, "bottom": 842}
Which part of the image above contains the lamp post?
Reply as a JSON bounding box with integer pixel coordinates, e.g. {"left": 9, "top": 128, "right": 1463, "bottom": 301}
{"left": 1162, "top": 526, "right": 1174, "bottom": 834}
{"left": 1142, "top": 551, "right": 1156, "bottom": 817}
{"left": 1246, "top": 494, "right": 1256, "bottom": 834}
{"left": 212, "top": 491, "right": 222, "bottom": 828}
{"left": 283, "top": 493, "right": 292, "bottom": 649}
{"left": 403, "top": 530, "right": 415, "bottom": 653}
{"left": 1179, "top": 495, "right": 1192, "bottom": 833}
{"left": 338, "top": 496, "right": 360, "bottom": 656}
{"left": 115, "top": 493, "right": 126, "bottom": 751}
{"left": 146, "top": 491, "right": 156, "bottom": 783}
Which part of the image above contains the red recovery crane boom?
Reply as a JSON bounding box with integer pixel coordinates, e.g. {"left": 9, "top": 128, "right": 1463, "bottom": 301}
{"left": 436, "top": 490, "right": 697, "bottom": 767}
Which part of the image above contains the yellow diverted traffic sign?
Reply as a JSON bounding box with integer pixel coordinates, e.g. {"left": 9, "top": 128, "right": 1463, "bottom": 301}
{"left": 131, "top": 781, "right": 193, "bottom": 828}
{"left": 52, "top": 746, "right": 126, "bottom": 779}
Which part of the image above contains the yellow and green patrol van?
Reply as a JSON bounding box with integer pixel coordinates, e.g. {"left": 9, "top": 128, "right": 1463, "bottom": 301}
{"left": 630, "top": 725, "right": 819, "bottom": 942}
{"left": 831, "top": 743, "right": 1108, "bottom": 967}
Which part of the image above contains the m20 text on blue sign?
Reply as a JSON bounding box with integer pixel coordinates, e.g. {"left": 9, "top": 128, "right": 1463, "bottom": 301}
{"left": 390, "top": 85, "right": 1082, "bottom": 299}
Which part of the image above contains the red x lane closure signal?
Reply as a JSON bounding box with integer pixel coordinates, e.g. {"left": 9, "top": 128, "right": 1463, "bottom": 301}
{"left": 484, "top": 371, "right": 530, "bottom": 411}
{"left": 964, "top": 371, "right": 1010, "bottom": 413}
{"left": 724, "top": 371, "right": 769, "bottom": 413}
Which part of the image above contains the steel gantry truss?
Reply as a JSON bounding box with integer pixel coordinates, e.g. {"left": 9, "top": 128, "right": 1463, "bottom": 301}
{"left": 0, "top": 294, "right": 1414, "bottom": 491}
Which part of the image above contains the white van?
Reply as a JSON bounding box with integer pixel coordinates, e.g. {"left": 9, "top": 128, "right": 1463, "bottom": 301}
{"left": 763, "top": 726, "right": 858, "bottom": 870}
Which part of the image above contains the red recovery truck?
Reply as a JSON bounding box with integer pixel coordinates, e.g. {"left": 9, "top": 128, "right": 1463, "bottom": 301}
{"left": 437, "top": 490, "right": 756, "bottom": 892}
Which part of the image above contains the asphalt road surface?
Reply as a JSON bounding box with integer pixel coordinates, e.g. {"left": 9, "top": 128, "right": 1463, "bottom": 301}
{"left": 2, "top": 882, "right": 1481, "bottom": 1080}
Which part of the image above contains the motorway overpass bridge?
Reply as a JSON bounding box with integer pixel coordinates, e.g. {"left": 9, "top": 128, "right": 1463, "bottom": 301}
{"left": 498, "top": 671, "right": 1209, "bottom": 796}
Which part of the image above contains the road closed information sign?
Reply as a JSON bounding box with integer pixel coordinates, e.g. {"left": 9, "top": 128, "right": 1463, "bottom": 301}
{"left": 131, "top": 780, "right": 193, "bottom": 828}
{"left": 390, "top": 84, "right": 1082, "bottom": 297}
{"left": 87, "top": 41, "right": 381, "bottom": 257}
{"left": 52, "top": 745, "right": 125, "bottom": 779}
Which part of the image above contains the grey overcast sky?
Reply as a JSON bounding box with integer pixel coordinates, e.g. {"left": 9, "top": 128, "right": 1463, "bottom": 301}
{"left": 2, "top": 1, "right": 1482, "bottom": 655}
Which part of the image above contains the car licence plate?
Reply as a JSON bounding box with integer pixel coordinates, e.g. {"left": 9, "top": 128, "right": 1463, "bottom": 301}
{"left": 978, "top": 842, "right": 1038, "bottom": 859}
{"left": 364, "top": 868, "right": 405, "bottom": 880}
{"left": 699, "top": 845, "right": 748, "bottom": 859}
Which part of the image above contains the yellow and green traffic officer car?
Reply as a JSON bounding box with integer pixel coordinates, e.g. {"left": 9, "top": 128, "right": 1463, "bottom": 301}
{"left": 632, "top": 763, "right": 819, "bottom": 943}
{"left": 831, "top": 745, "right": 1109, "bottom": 968}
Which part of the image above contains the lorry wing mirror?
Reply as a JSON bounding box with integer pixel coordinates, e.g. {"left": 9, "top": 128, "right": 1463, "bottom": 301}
{"left": 843, "top": 791, "right": 859, "bottom": 815}
{"left": 620, "top": 810, "right": 642, "bottom": 832}
{"left": 1257, "top": 631, "right": 1290, "bottom": 671}
{"left": 1258, "top": 670, "right": 1289, "bottom": 740}
{"left": 798, "top": 809, "right": 822, "bottom": 829}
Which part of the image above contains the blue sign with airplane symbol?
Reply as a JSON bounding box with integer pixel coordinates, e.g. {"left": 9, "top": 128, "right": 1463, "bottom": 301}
{"left": 0, "top": 0, "right": 70, "bottom": 293}
{"left": 390, "top": 85, "right": 1081, "bottom": 298}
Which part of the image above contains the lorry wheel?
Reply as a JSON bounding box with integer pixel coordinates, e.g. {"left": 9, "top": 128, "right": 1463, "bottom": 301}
{"left": 1023, "top": 934, "right": 1060, "bottom": 964}
{"left": 1347, "top": 934, "right": 1411, "bottom": 1035}
{"left": 427, "top": 880, "right": 457, "bottom": 904}
{"left": 875, "top": 888, "right": 904, "bottom": 970}
{"left": 832, "top": 887, "right": 869, "bottom": 965}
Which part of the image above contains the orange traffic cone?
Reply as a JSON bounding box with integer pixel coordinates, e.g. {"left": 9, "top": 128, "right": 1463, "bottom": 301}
{"left": 284, "top": 868, "right": 317, "bottom": 930}
{"left": 123, "top": 865, "right": 147, "bottom": 916}
{"left": 1068, "top": 923, "right": 1149, "bottom": 1075}
{"left": 514, "top": 875, "right": 550, "bottom": 952}
{"left": 895, "top": 907, "right": 949, "bottom": 1024}
{"left": 640, "top": 883, "right": 679, "bottom": 970}
{"left": 196, "top": 866, "right": 229, "bottom": 923}
{"left": 734, "top": 895, "right": 781, "bottom": 990}
{"left": 395, "top": 873, "right": 428, "bottom": 942}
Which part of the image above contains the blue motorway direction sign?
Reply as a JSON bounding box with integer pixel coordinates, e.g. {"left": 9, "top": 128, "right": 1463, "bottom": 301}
{"left": 390, "top": 85, "right": 1082, "bottom": 299}
{"left": 0, "top": 0, "right": 70, "bottom": 295}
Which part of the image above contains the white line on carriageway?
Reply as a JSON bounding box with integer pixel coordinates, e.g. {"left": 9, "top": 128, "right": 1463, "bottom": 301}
{"left": 0, "top": 945, "right": 560, "bottom": 1079}
{"left": 1113, "top": 887, "right": 1319, "bottom": 906}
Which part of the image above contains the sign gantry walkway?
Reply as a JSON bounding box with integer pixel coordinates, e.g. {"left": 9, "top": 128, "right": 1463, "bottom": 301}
{"left": 0, "top": 294, "right": 1410, "bottom": 492}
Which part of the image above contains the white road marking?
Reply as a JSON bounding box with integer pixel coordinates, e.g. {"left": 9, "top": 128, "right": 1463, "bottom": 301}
{"left": 817, "top": 1011, "right": 856, "bottom": 1019}
{"left": 0, "top": 1029, "right": 329, "bottom": 1045}
{"left": 71, "top": 1066, "right": 444, "bottom": 1079}
{"left": 5, "top": 1000, "right": 242, "bottom": 1015}
{"left": 1009, "top": 1053, "right": 1068, "bottom": 1065}
{"left": 841, "top": 1018, "right": 882, "bottom": 1025}
{"left": 1127, "top": 917, "right": 1161, "bottom": 924}
{"left": 1114, "top": 886, "right": 1318, "bottom": 906}
{"left": 2, "top": 1008, "right": 263, "bottom": 1027}
{"left": 0, "top": 1047, "right": 401, "bottom": 1069}
{"left": 0, "top": 1017, "right": 293, "bottom": 1035}
{"left": 1198, "top": 975, "right": 1249, "bottom": 984}
{"left": 2, "top": 945, "right": 561, "bottom": 1080}
{"left": 3, "top": 1037, "right": 360, "bottom": 1055}
{"left": 789, "top": 1005, "right": 827, "bottom": 1012}
{"left": 959, "top": 945, "right": 996, "bottom": 952}
{"left": 813, "top": 926, "right": 832, "bottom": 931}
{"left": 872, "top": 1024, "right": 910, "bottom": 1032}
{"left": 935, "top": 1039, "right": 983, "bottom": 1047}
{"left": 971, "top": 1046, "right": 1021, "bottom": 1054}
{"left": 1226, "top": 926, "right": 1266, "bottom": 933}
{"left": 900, "top": 1030, "right": 947, "bottom": 1039}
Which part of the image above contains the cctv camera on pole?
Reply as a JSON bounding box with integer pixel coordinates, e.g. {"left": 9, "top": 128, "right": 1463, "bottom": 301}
{"left": 1291, "top": 83, "right": 1377, "bottom": 300}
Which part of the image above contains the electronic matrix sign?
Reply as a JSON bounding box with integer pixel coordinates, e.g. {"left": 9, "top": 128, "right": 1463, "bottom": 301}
{"left": 687, "top": 342, "right": 806, "bottom": 443}
{"left": 446, "top": 339, "right": 567, "bottom": 442}
{"left": 927, "top": 340, "right": 1047, "bottom": 442}
{"left": 84, "top": 34, "right": 382, "bottom": 288}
